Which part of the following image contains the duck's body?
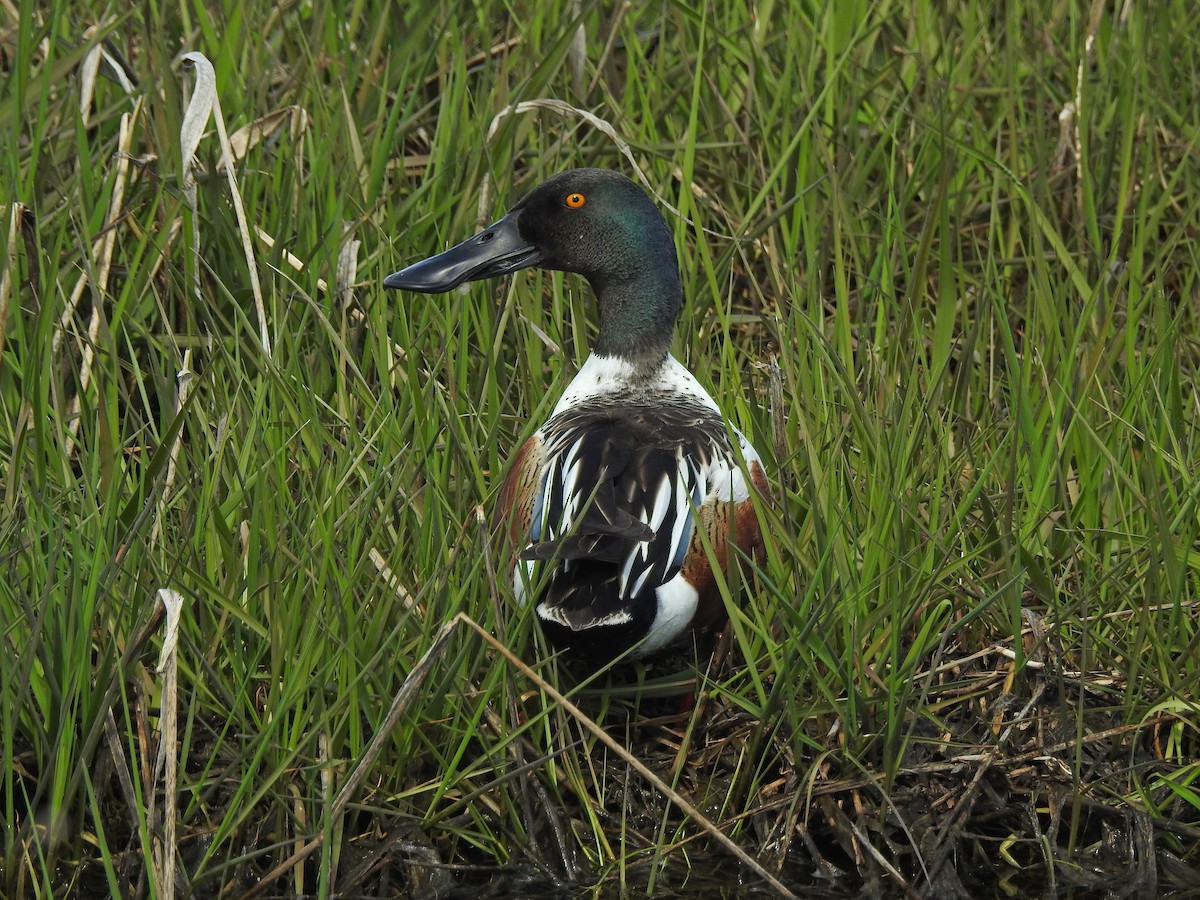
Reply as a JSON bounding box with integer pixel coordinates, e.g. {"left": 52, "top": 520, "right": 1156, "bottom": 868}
{"left": 500, "top": 352, "right": 768, "bottom": 658}
{"left": 385, "top": 169, "right": 769, "bottom": 662}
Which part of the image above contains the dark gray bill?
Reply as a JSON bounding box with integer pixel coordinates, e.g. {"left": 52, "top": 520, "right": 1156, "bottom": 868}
{"left": 383, "top": 210, "right": 542, "bottom": 293}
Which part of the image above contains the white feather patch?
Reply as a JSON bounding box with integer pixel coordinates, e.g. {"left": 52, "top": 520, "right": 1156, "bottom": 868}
{"left": 513, "top": 559, "right": 536, "bottom": 605}
{"left": 553, "top": 353, "right": 722, "bottom": 414}
{"left": 537, "top": 602, "right": 633, "bottom": 630}
{"left": 636, "top": 574, "right": 700, "bottom": 656}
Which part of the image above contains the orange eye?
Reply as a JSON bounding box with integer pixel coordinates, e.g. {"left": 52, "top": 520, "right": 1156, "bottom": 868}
{"left": 565, "top": 192, "right": 587, "bottom": 209}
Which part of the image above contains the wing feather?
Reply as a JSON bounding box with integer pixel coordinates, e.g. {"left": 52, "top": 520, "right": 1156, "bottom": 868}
{"left": 514, "top": 402, "right": 726, "bottom": 635}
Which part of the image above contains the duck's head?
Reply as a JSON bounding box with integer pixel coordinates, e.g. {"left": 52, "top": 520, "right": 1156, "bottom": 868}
{"left": 385, "top": 168, "right": 683, "bottom": 368}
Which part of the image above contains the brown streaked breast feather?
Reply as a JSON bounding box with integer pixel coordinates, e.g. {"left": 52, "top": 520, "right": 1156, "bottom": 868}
{"left": 496, "top": 434, "right": 544, "bottom": 548}
{"left": 679, "top": 459, "right": 770, "bottom": 633}
{"left": 736, "top": 459, "right": 770, "bottom": 566}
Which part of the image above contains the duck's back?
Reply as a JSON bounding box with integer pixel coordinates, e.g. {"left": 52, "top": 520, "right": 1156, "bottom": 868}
{"left": 498, "top": 354, "right": 768, "bottom": 660}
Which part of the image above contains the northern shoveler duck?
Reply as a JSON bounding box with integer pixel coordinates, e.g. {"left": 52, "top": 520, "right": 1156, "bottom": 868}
{"left": 384, "top": 168, "right": 769, "bottom": 662}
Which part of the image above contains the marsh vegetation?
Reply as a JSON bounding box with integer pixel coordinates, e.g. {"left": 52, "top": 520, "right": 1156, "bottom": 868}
{"left": 2, "top": 1, "right": 1199, "bottom": 896}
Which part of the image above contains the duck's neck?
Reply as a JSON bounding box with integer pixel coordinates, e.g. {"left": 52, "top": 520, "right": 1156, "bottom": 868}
{"left": 589, "top": 251, "right": 682, "bottom": 375}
